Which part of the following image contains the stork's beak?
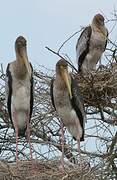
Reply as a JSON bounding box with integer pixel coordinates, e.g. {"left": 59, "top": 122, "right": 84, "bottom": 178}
{"left": 61, "top": 67, "right": 72, "bottom": 99}
{"left": 22, "top": 49, "right": 31, "bottom": 77}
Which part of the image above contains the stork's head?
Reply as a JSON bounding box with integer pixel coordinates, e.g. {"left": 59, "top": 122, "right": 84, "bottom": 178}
{"left": 56, "top": 59, "right": 72, "bottom": 98}
{"left": 93, "top": 14, "right": 105, "bottom": 27}
{"left": 15, "top": 36, "right": 31, "bottom": 76}
{"left": 15, "top": 36, "right": 27, "bottom": 52}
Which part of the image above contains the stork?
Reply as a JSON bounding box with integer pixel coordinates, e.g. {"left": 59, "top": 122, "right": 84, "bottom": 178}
{"left": 76, "top": 13, "right": 108, "bottom": 73}
{"left": 50, "top": 59, "right": 85, "bottom": 173}
{"left": 6, "top": 36, "right": 33, "bottom": 162}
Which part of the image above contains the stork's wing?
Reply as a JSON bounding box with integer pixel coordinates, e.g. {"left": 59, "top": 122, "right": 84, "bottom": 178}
{"left": 5, "top": 63, "right": 12, "bottom": 122}
{"left": 50, "top": 78, "right": 56, "bottom": 110}
{"left": 76, "top": 26, "right": 92, "bottom": 71}
{"left": 70, "top": 75, "right": 85, "bottom": 141}
{"left": 29, "top": 63, "right": 34, "bottom": 119}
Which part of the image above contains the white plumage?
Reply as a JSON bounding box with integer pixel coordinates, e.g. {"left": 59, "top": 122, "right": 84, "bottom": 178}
{"left": 9, "top": 65, "right": 31, "bottom": 132}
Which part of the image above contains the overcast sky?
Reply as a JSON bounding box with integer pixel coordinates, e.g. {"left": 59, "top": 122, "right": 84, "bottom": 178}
{"left": 0, "top": 0, "right": 117, "bottom": 69}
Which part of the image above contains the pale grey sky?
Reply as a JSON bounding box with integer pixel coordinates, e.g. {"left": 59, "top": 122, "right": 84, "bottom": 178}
{"left": 0, "top": 0, "right": 117, "bottom": 69}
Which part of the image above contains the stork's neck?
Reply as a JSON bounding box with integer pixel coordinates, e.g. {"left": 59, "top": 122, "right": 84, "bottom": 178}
{"left": 15, "top": 48, "right": 28, "bottom": 79}
{"left": 91, "top": 23, "right": 107, "bottom": 36}
{"left": 55, "top": 72, "right": 71, "bottom": 91}
{"left": 55, "top": 73, "right": 66, "bottom": 90}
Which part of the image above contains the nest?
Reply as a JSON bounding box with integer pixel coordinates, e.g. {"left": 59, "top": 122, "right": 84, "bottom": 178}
{"left": 0, "top": 160, "right": 105, "bottom": 180}
{"left": 75, "top": 67, "right": 117, "bottom": 108}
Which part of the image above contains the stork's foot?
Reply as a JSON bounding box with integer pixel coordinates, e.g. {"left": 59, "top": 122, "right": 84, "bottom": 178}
{"left": 59, "top": 152, "right": 65, "bottom": 174}
{"left": 16, "top": 160, "right": 21, "bottom": 171}
{"left": 59, "top": 164, "right": 65, "bottom": 175}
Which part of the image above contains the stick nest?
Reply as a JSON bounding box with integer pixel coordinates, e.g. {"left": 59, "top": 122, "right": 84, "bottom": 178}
{"left": 75, "top": 66, "right": 117, "bottom": 108}
{"left": 0, "top": 160, "right": 105, "bottom": 180}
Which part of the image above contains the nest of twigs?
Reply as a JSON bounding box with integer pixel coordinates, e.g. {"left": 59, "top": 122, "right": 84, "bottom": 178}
{"left": 0, "top": 160, "right": 106, "bottom": 180}
{"left": 75, "top": 66, "right": 117, "bottom": 108}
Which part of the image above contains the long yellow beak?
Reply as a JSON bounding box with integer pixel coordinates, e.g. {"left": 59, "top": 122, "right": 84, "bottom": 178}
{"left": 22, "top": 50, "right": 31, "bottom": 77}
{"left": 24, "top": 56, "right": 31, "bottom": 77}
{"left": 61, "top": 68, "right": 72, "bottom": 99}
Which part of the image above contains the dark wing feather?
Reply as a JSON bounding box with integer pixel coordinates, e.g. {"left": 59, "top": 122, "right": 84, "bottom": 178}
{"left": 70, "top": 75, "right": 85, "bottom": 141}
{"left": 5, "top": 63, "right": 12, "bottom": 123}
{"left": 29, "top": 63, "right": 34, "bottom": 120}
{"left": 50, "top": 78, "right": 56, "bottom": 110}
{"left": 76, "top": 26, "right": 92, "bottom": 72}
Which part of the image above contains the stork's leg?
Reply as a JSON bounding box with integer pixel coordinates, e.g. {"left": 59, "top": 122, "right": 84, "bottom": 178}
{"left": 77, "top": 138, "right": 80, "bottom": 157}
{"left": 59, "top": 120, "right": 64, "bottom": 174}
{"left": 77, "top": 137, "right": 81, "bottom": 161}
{"left": 75, "top": 117, "right": 81, "bottom": 164}
{"left": 13, "top": 110, "right": 19, "bottom": 163}
{"left": 25, "top": 111, "right": 33, "bottom": 160}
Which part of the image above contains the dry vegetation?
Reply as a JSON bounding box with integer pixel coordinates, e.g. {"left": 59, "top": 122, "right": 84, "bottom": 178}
{"left": 0, "top": 61, "right": 116, "bottom": 179}
{"left": 0, "top": 15, "right": 117, "bottom": 180}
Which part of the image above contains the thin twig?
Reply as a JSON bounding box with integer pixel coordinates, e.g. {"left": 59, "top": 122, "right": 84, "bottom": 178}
{"left": 45, "top": 46, "right": 78, "bottom": 72}
{"left": 57, "top": 29, "right": 84, "bottom": 54}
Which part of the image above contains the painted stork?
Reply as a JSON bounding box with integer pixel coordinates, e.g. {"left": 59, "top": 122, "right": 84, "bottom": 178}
{"left": 6, "top": 36, "right": 33, "bottom": 162}
{"left": 76, "top": 13, "right": 108, "bottom": 73}
{"left": 50, "top": 59, "right": 85, "bottom": 172}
